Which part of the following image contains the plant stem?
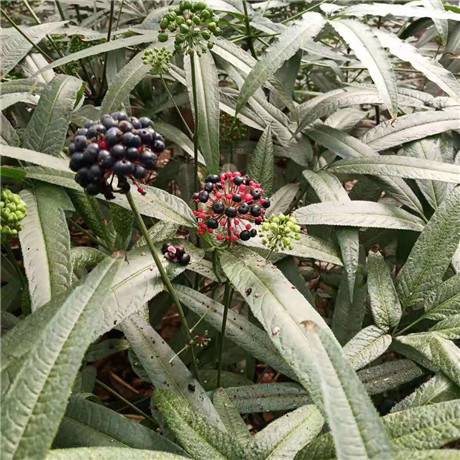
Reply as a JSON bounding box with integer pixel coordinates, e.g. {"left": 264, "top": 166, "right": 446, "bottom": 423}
{"left": 100, "top": 0, "right": 115, "bottom": 99}
{"left": 125, "top": 191, "right": 200, "bottom": 379}
{"left": 55, "top": 0, "right": 66, "bottom": 20}
{"left": 161, "top": 75, "right": 193, "bottom": 138}
{"left": 115, "top": 0, "right": 126, "bottom": 30}
{"left": 396, "top": 315, "right": 426, "bottom": 336}
{"left": 95, "top": 379, "right": 156, "bottom": 423}
{"left": 217, "top": 281, "right": 233, "bottom": 387}
{"left": 242, "top": 0, "right": 257, "bottom": 59}
{"left": 190, "top": 52, "right": 200, "bottom": 192}
{"left": 1, "top": 9, "right": 54, "bottom": 62}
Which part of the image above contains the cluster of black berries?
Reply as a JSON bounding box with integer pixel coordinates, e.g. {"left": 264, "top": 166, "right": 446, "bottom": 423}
{"left": 193, "top": 172, "right": 270, "bottom": 243}
{"left": 162, "top": 243, "right": 191, "bottom": 265}
{"left": 68, "top": 112, "right": 165, "bottom": 199}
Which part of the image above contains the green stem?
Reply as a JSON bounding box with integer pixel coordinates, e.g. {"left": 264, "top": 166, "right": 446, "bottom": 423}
{"left": 125, "top": 191, "right": 200, "bottom": 379}
{"left": 217, "top": 281, "right": 233, "bottom": 387}
{"left": 100, "top": 0, "right": 116, "bottom": 99}
{"left": 115, "top": 0, "right": 126, "bottom": 30}
{"left": 395, "top": 315, "right": 426, "bottom": 336}
{"left": 242, "top": 0, "right": 257, "bottom": 59}
{"left": 55, "top": 0, "right": 66, "bottom": 20}
{"left": 190, "top": 52, "right": 200, "bottom": 192}
{"left": 161, "top": 75, "right": 193, "bottom": 138}
{"left": 95, "top": 379, "right": 156, "bottom": 423}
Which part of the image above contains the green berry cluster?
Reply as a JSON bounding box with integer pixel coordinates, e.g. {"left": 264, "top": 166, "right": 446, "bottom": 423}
{"left": 158, "top": 1, "right": 221, "bottom": 54}
{"left": 143, "top": 48, "right": 173, "bottom": 75}
{"left": 1, "top": 189, "right": 27, "bottom": 238}
{"left": 260, "top": 214, "right": 301, "bottom": 252}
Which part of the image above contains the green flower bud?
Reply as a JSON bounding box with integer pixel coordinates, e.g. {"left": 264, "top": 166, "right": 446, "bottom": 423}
{"left": 176, "top": 16, "right": 185, "bottom": 25}
{"left": 1, "top": 188, "right": 27, "bottom": 239}
{"left": 158, "top": 32, "right": 169, "bottom": 42}
{"left": 160, "top": 18, "right": 169, "bottom": 29}
{"left": 193, "top": 2, "right": 207, "bottom": 11}
{"left": 180, "top": 1, "right": 192, "bottom": 11}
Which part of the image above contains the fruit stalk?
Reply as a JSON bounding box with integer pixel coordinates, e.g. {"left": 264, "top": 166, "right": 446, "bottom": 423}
{"left": 126, "top": 190, "right": 200, "bottom": 379}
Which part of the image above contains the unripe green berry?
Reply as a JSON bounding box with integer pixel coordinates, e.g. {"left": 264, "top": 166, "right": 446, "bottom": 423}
{"left": 158, "top": 32, "right": 169, "bottom": 42}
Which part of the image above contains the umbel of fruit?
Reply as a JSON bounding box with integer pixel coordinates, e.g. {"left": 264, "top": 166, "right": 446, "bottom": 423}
{"left": 162, "top": 243, "right": 191, "bottom": 265}
{"left": 142, "top": 48, "right": 173, "bottom": 75}
{"left": 193, "top": 171, "right": 270, "bottom": 243}
{"left": 0, "top": 188, "right": 27, "bottom": 238}
{"left": 158, "top": 1, "right": 221, "bottom": 54}
{"left": 68, "top": 112, "right": 166, "bottom": 199}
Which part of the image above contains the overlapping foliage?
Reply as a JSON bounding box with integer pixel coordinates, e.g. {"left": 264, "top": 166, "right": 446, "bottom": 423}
{"left": 1, "top": 0, "right": 460, "bottom": 459}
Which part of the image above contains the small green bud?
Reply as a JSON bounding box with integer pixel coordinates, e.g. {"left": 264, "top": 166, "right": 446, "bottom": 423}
{"left": 160, "top": 18, "right": 169, "bottom": 29}
{"left": 158, "top": 32, "right": 169, "bottom": 42}
{"left": 180, "top": 23, "right": 190, "bottom": 34}
{"left": 193, "top": 2, "right": 207, "bottom": 11}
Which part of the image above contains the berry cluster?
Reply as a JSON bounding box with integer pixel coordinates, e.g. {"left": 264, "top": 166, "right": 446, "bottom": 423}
{"left": 193, "top": 172, "right": 270, "bottom": 243}
{"left": 260, "top": 214, "right": 301, "bottom": 252}
{"left": 1, "top": 189, "right": 27, "bottom": 238}
{"left": 68, "top": 112, "right": 165, "bottom": 199}
{"left": 162, "top": 243, "right": 191, "bottom": 266}
{"left": 142, "top": 48, "right": 172, "bottom": 75}
{"left": 159, "top": 1, "right": 221, "bottom": 54}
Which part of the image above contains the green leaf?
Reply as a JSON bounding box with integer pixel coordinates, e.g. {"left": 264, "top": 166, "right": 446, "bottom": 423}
{"left": 185, "top": 52, "right": 220, "bottom": 174}
{"left": 328, "top": 155, "right": 460, "bottom": 184}
{"left": 0, "top": 145, "right": 70, "bottom": 171}
{"left": 46, "top": 447, "right": 188, "bottom": 460}
{"left": 403, "top": 138, "right": 451, "bottom": 210}
{"left": 302, "top": 170, "right": 359, "bottom": 299}
{"left": 394, "top": 450, "right": 460, "bottom": 460}
{"left": 71, "top": 247, "right": 106, "bottom": 274}
{"left": 392, "top": 373, "right": 460, "bottom": 413}
{"left": 174, "top": 284, "right": 295, "bottom": 379}
{"left": 376, "top": 30, "right": 458, "bottom": 96}
{"left": 219, "top": 246, "right": 393, "bottom": 460}
{"left": 0, "top": 114, "right": 20, "bottom": 146}
{"left": 254, "top": 404, "right": 323, "bottom": 459}
{"left": 213, "top": 389, "right": 252, "bottom": 445}
{"left": 55, "top": 396, "right": 183, "bottom": 453}
{"left": 429, "top": 315, "right": 460, "bottom": 340}
{"left": 386, "top": 399, "right": 460, "bottom": 449}
{"left": 19, "top": 185, "right": 73, "bottom": 311}
{"left": 397, "top": 334, "right": 460, "bottom": 386}
{"left": 0, "top": 22, "right": 65, "bottom": 78}
{"left": 243, "top": 233, "right": 343, "bottom": 266}
{"left": 101, "top": 50, "right": 150, "bottom": 114}
{"left": 397, "top": 187, "right": 460, "bottom": 307}
{"left": 153, "top": 389, "right": 249, "bottom": 460}
{"left": 237, "top": 13, "right": 325, "bottom": 112}
{"left": 367, "top": 251, "right": 402, "bottom": 330}
{"left": 266, "top": 183, "right": 299, "bottom": 216}
{"left": 293, "top": 201, "right": 425, "bottom": 231}
{"left": 120, "top": 312, "right": 224, "bottom": 429}
{"left": 330, "top": 19, "right": 398, "bottom": 117}
{"left": 247, "top": 125, "right": 274, "bottom": 195}
{"left": 341, "top": 3, "right": 460, "bottom": 21}
{"left": 299, "top": 399, "right": 460, "bottom": 458}
{"left": 0, "top": 257, "right": 120, "bottom": 460}
{"left": 424, "top": 274, "right": 460, "bottom": 320}
{"left": 361, "top": 110, "right": 460, "bottom": 151}
{"left": 23, "top": 75, "right": 82, "bottom": 156}
{"left": 343, "top": 325, "right": 392, "bottom": 371}
{"left": 36, "top": 33, "right": 157, "bottom": 74}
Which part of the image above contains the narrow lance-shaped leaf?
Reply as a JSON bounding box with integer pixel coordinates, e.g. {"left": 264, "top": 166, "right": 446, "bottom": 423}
{"left": 23, "top": 75, "right": 82, "bottom": 156}
{"left": 423, "top": 273, "right": 460, "bottom": 320}
{"left": 1, "top": 258, "right": 120, "bottom": 460}
{"left": 367, "top": 251, "right": 402, "bottom": 330}
{"left": 293, "top": 201, "right": 425, "bottom": 232}
{"left": 120, "top": 311, "right": 224, "bottom": 429}
{"left": 219, "top": 247, "right": 393, "bottom": 460}
{"left": 19, "top": 185, "right": 74, "bottom": 311}
{"left": 330, "top": 19, "right": 398, "bottom": 117}
{"left": 185, "top": 52, "right": 220, "bottom": 174}
{"left": 397, "top": 187, "right": 460, "bottom": 307}
{"left": 237, "top": 13, "right": 325, "bottom": 112}
{"left": 361, "top": 110, "right": 460, "bottom": 152}
{"left": 248, "top": 125, "right": 274, "bottom": 195}
{"left": 46, "top": 447, "right": 189, "bottom": 460}
{"left": 376, "top": 30, "right": 459, "bottom": 97}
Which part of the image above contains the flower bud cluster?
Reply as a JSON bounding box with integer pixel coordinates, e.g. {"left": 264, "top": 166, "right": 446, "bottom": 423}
{"left": 1, "top": 189, "right": 27, "bottom": 237}
{"left": 159, "top": 1, "right": 221, "bottom": 54}
{"left": 162, "top": 242, "right": 191, "bottom": 265}
{"left": 142, "top": 48, "right": 173, "bottom": 75}
{"left": 260, "top": 214, "right": 301, "bottom": 251}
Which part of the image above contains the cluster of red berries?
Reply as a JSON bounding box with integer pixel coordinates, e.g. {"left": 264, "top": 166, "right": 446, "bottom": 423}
{"left": 68, "top": 112, "right": 165, "bottom": 199}
{"left": 162, "top": 243, "right": 191, "bottom": 265}
{"left": 193, "top": 172, "right": 270, "bottom": 242}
